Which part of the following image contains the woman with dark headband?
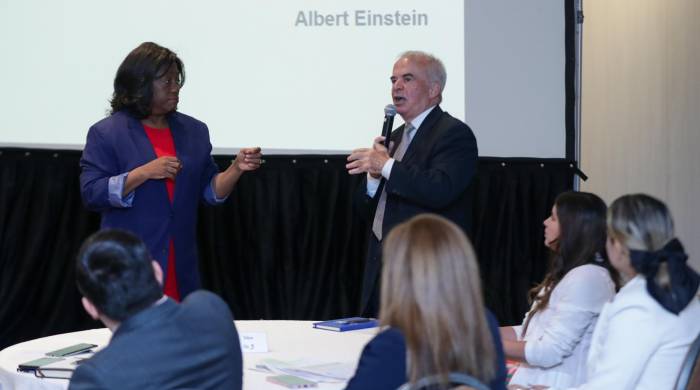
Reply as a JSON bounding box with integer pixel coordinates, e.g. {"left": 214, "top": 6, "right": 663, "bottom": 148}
{"left": 537, "top": 193, "right": 700, "bottom": 389}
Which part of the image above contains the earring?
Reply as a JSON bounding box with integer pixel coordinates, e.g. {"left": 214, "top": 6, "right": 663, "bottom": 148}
{"left": 594, "top": 251, "right": 604, "bottom": 262}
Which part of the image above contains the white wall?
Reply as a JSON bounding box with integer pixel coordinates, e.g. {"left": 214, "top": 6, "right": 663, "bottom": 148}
{"left": 581, "top": 0, "right": 700, "bottom": 270}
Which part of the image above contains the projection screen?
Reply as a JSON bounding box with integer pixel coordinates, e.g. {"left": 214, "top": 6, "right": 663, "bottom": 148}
{"left": 0, "top": 0, "right": 566, "bottom": 158}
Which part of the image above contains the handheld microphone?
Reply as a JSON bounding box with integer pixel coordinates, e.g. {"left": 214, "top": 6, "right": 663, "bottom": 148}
{"left": 382, "top": 104, "right": 396, "bottom": 148}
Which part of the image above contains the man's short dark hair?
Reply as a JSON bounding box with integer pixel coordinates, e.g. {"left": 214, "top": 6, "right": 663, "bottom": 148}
{"left": 76, "top": 229, "right": 162, "bottom": 321}
{"left": 110, "top": 41, "right": 185, "bottom": 119}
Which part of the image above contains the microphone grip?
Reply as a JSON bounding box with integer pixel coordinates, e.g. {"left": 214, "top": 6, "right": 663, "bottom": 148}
{"left": 382, "top": 115, "right": 394, "bottom": 148}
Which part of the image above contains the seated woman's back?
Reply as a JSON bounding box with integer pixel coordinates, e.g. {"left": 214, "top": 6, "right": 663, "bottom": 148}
{"left": 346, "top": 214, "right": 507, "bottom": 390}
{"left": 583, "top": 275, "right": 700, "bottom": 389}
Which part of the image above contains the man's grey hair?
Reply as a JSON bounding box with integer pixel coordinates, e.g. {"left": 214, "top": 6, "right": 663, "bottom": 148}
{"left": 397, "top": 50, "right": 447, "bottom": 93}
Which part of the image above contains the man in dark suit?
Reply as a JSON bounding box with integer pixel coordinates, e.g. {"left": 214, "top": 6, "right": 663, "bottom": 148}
{"left": 347, "top": 51, "right": 478, "bottom": 316}
{"left": 68, "top": 229, "right": 242, "bottom": 390}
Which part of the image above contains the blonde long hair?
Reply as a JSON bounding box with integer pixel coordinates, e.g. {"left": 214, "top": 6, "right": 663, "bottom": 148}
{"left": 380, "top": 214, "right": 496, "bottom": 386}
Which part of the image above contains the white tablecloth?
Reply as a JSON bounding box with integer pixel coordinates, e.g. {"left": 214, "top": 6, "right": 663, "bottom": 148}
{"left": 0, "top": 320, "right": 378, "bottom": 390}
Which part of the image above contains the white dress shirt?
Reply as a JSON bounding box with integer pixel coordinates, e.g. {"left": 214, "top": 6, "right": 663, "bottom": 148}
{"left": 552, "top": 275, "right": 700, "bottom": 390}
{"left": 509, "top": 264, "right": 615, "bottom": 388}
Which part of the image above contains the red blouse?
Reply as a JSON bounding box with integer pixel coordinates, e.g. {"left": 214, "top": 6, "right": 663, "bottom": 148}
{"left": 143, "top": 125, "right": 180, "bottom": 301}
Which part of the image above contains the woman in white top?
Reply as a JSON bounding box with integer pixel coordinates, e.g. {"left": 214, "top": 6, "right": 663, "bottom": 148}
{"left": 502, "top": 192, "right": 619, "bottom": 389}
{"left": 542, "top": 193, "right": 700, "bottom": 390}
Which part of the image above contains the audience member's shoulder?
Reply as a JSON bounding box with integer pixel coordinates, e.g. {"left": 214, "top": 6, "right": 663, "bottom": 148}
{"left": 603, "top": 278, "right": 700, "bottom": 343}
{"left": 619, "top": 277, "right": 699, "bottom": 319}
{"left": 609, "top": 277, "right": 659, "bottom": 316}
{"left": 184, "top": 290, "right": 227, "bottom": 307}
{"left": 558, "top": 264, "right": 615, "bottom": 304}
{"left": 565, "top": 263, "right": 614, "bottom": 285}
{"left": 374, "top": 327, "right": 405, "bottom": 344}
{"left": 182, "top": 290, "right": 233, "bottom": 319}
{"left": 360, "top": 327, "right": 405, "bottom": 355}
{"left": 347, "top": 327, "right": 407, "bottom": 390}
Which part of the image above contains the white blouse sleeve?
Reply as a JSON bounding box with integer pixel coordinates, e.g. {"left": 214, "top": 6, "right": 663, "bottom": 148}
{"left": 512, "top": 324, "right": 524, "bottom": 340}
{"left": 524, "top": 265, "right": 615, "bottom": 368}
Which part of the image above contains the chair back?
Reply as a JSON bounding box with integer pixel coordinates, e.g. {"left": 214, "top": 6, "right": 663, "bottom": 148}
{"left": 675, "top": 331, "right": 700, "bottom": 390}
{"left": 397, "top": 372, "right": 489, "bottom": 390}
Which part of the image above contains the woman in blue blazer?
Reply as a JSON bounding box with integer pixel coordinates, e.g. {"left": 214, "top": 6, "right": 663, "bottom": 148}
{"left": 80, "top": 42, "right": 261, "bottom": 299}
{"left": 346, "top": 214, "right": 507, "bottom": 390}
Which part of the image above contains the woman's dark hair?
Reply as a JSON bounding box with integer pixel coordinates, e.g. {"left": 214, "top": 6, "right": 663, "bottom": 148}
{"left": 110, "top": 42, "right": 185, "bottom": 119}
{"left": 523, "top": 191, "right": 619, "bottom": 333}
{"left": 76, "top": 229, "right": 162, "bottom": 322}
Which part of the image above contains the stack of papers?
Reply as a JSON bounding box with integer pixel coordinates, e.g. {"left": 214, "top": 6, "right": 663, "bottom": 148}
{"left": 254, "top": 358, "right": 356, "bottom": 383}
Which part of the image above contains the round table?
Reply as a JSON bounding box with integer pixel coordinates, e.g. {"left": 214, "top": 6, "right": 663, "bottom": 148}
{"left": 0, "top": 320, "right": 378, "bottom": 389}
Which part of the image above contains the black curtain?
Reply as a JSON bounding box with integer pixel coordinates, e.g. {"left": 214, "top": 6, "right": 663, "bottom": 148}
{"left": 196, "top": 156, "right": 370, "bottom": 321}
{"left": 0, "top": 149, "right": 101, "bottom": 349}
{"left": 472, "top": 158, "right": 575, "bottom": 323}
{"left": 0, "top": 149, "right": 573, "bottom": 350}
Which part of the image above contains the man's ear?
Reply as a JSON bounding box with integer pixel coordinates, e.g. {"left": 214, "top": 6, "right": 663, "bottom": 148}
{"left": 82, "top": 297, "right": 100, "bottom": 321}
{"left": 152, "top": 261, "right": 164, "bottom": 286}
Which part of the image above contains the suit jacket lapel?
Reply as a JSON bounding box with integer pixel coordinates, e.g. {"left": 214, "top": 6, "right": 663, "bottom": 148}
{"left": 401, "top": 105, "right": 443, "bottom": 164}
{"left": 389, "top": 124, "right": 405, "bottom": 157}
{"left": 127, "top": 115, "right": 157, "bottom": 164}
{"left": 377, "top": 123, "right": 410, "bottom": 189}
